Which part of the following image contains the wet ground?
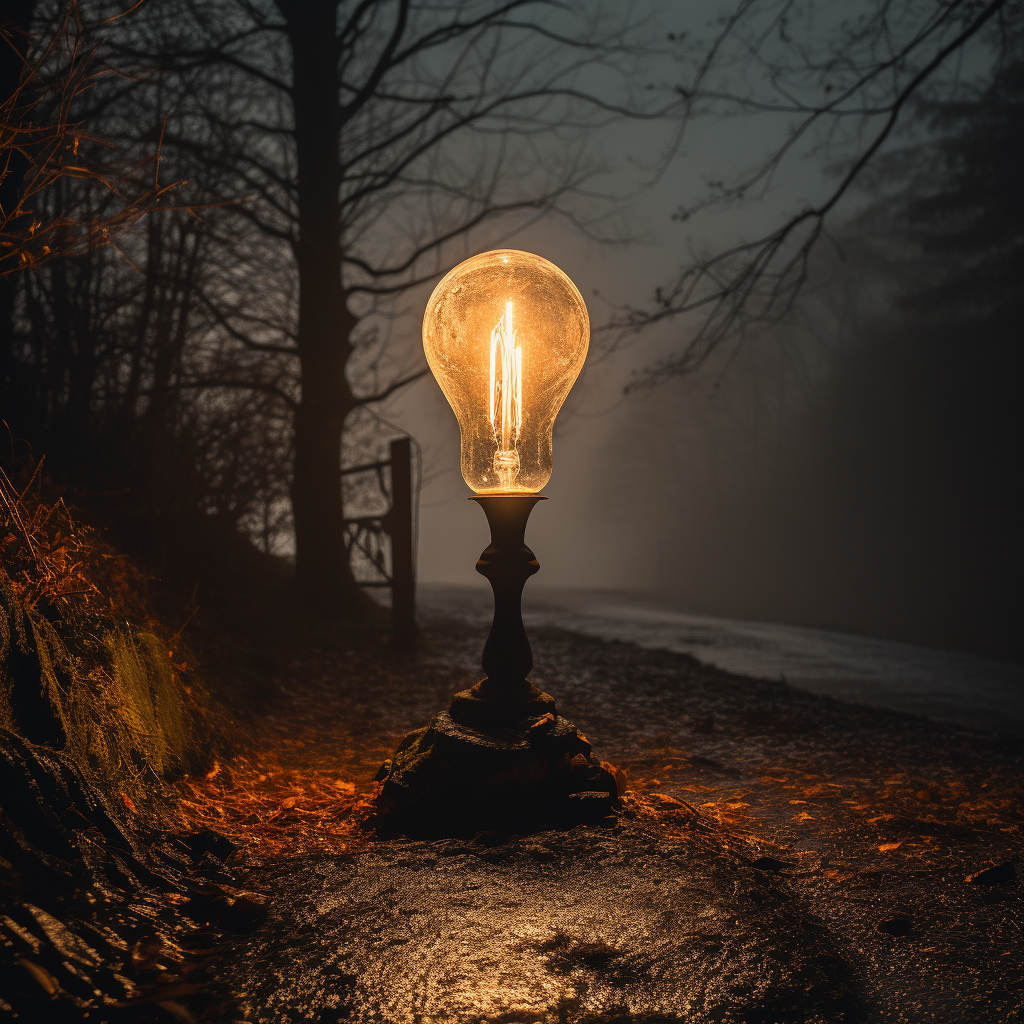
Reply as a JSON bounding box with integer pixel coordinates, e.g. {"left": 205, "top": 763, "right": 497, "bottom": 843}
{"left": 224, "top": 825, "right": 859, "bottom": 1023}
{"left": 193, "top": 617, "right": 1022, "bottom": 1023}
{"left": 420, "top": 584, "right": 1024, "bottom": 734}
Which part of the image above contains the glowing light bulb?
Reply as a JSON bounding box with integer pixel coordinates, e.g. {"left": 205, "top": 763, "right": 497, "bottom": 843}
{"left": 423, "top": 249, "right": 589, "bottom": 494}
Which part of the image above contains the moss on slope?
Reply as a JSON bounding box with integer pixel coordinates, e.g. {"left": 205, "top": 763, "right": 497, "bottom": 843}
{"left": 0, "top": 462, "right": 208, "bottom": 818}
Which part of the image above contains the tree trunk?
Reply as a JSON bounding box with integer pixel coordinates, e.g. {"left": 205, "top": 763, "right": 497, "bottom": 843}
{"left": 284, "top": 1, "right": 365, "bottom": 614}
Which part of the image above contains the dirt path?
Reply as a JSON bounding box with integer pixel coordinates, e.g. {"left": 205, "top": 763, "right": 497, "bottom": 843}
{"left": 179, "top": 616, "right": 1021, "bottom": 1022}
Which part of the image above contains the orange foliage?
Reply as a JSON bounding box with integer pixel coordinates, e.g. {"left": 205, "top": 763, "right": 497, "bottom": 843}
{"left": 0, "top": 459, "right": 151, "bottom": 623}
{"left": 177, "top": 752, "right": 379, "bottom": 859}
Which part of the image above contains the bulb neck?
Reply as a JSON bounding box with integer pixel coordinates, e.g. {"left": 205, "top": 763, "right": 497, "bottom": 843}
{"left": 469, "top": 494, "right": 547, "bottom": 701}
{"left": 471, "top": 493, "right": 545, "bottom": 544}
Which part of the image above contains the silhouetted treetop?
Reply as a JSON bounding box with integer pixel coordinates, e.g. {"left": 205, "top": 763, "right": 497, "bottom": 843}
{"left": 895, "top": 58, "right": 1024, "bottom": 317}
{"left": 617, "top": 0, "right": 1021, "bottom": 387}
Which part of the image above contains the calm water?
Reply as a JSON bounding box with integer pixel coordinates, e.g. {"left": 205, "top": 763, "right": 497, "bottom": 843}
{"left": 419, "top": 583, "right": 1024, "bottom": 735}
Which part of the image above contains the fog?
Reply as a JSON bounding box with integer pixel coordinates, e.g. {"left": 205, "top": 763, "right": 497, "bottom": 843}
{"left": 394, "top": 286, "right": 1020, "bottom": 660}
{"left": 374, "top": 9, "right": 1022, "bottom": 662}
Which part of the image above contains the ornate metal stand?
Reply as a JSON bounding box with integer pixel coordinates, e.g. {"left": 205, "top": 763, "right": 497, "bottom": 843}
{"left": 373, "top": 496, "right": 619, "bottom": 835}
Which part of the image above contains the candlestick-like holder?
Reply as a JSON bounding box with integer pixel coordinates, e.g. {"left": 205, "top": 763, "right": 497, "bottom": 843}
{"left": 373, "top": 497, "right": 619, "bottom": 836}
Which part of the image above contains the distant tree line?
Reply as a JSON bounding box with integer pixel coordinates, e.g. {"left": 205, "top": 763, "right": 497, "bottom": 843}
{"left": 624, "top": 0, "right": 1022, "bottom": 657}
{"left": 623, "top": 0, "right": 1022, "bottom": 382}
{"left": 604, "top": 42, "right": 1022, "bottom": 658}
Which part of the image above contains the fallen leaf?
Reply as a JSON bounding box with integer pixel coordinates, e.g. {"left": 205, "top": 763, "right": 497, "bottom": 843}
{"left": 280, "top": 796, "right": 298, "bottom": 810}
{"left": 967, "top": 861, "right": 1015, "bottom": 885}
{"left": 800, "top": 786, "right": 835, "bottom": 800}
{"left": 18, "top": 959, "right": 57, "bottom": 995}
{"left": 650, "top": 792, "right": 683, "bottom": 805}
{"left": 601, "top": 761, "right": 629, "bottom": 797}
{"left": 878, "top": 842, "right": 902, "bottom": 853}
{"left": 121, "top": 792, "right": 137, "bottom": 814}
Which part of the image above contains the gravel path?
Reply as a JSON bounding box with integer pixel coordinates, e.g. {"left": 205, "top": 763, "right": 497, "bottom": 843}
{"left": 199, "top": 615, "right": 1021, "bottom": 1023}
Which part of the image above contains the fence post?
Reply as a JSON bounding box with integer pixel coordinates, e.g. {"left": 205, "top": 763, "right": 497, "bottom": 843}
{"left": 389, "top": 437, "right": 416, "bottom": 652}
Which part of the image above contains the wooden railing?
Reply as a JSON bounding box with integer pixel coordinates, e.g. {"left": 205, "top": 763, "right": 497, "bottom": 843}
{"left": 340, "top": 437, "right": 416, "bottom": 652}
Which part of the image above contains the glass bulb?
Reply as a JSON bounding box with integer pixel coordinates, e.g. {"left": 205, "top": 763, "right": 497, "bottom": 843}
{"left": 423, "top": 249, "right": 589, "bottom": 494}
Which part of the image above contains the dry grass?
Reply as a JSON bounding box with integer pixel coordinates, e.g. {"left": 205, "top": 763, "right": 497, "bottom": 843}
{"left": 0, "top": 460, "right": 152, "bottom": 623}
{"left": 177, "top": 753, "right": 380, "bottom": 859}
{"left": 0, "top": 460, "right": 207, "bottom": 812}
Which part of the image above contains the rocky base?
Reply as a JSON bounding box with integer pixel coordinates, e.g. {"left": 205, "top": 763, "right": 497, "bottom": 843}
{"left": 372, "top": 684, "right": 620, "bottom": 836}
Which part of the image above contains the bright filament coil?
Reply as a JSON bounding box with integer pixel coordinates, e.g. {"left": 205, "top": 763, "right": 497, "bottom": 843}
{"left": 422, "top": 250, "right": 589, "bottom": 495}
{"left": 489, "top": 301, "right": 523, "bottom": 489}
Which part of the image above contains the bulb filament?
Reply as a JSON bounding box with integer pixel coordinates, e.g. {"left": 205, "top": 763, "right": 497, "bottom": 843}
{"left": 489, "top": 300, "right": 522, "bottom": 489}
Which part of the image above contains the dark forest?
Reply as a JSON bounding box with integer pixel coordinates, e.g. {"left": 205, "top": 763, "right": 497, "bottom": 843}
{"left": 0, "top": 2, "right": 1020, "bottom": 1021}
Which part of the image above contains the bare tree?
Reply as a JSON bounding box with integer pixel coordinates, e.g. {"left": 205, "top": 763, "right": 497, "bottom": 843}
{"left": 102, "top": 0, "right": 662, "bottom": 612}
{"left": 0, "top": 2, "right": 184, "bottom": 279}
{"left": 615, "top": 0, "right": 1019, "bottom": 387}
{"left": 0, "top": 0, "right": 198, "bottom": 438}
{"left": 12, "top": 117, "right": 293, "bottom": 563}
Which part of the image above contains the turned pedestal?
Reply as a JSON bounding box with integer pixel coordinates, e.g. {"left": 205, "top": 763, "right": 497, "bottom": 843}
{"left": 373, "top": 496, "right": 620, "bottom": 835}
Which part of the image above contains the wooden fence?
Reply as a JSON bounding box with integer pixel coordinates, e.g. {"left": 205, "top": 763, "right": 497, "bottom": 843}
{"left": 340, "top": 437, "right": 416, "bottom": 652}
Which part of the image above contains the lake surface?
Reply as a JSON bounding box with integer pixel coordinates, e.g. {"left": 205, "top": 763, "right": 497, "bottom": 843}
{"left": 419, "top": 583, "right": 1024, "bottom": 735}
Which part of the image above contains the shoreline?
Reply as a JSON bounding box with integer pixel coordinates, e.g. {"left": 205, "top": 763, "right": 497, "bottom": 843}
{"left": 417, "top": 582, "right": 1024, "bottom": 735}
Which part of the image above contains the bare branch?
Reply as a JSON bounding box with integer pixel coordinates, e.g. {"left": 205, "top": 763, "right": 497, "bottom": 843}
{"left": 196, "top": 289, "right": 299, "bottom": 356}
{"left": 158, "top": 377, "right": 299, "bottom": 409}
{"left": 353, "top": 367, "right": 430, "bottom": 406}
{"left": 622, "top": 0, "right": 1011, "bottom": 387}
{"left": 0, "top": 1, "right": 193, "bottom": 275}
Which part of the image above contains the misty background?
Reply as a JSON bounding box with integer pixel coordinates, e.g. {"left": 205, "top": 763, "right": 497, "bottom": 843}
{"left": 380, "top": 10, "right": 1023, "bottom": 663}
{"left": 2, "top": 0, "right": 1020, "bottom": 662}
